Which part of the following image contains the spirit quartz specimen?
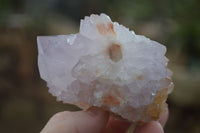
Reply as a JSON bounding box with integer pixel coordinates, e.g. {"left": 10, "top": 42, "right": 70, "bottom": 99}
{"left": 37, "top": 13, "right": 174, "bottom": 123}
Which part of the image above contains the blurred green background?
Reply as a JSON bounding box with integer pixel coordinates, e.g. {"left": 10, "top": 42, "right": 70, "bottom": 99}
{"left": 0, "top": 0, "right": 200, "bottom": 133}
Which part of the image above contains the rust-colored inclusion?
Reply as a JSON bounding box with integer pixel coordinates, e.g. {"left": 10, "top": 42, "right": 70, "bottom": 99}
{"left": 102, "top": 89, "right": 124, "bottom": 106}
{"left": 108, "top": 43, "right": 122, "bottom": 62}
{"left": 102, "top": 95, "right": 120, "bottom": 105}
{"left": 96, "top": 22, "right": 115, "bottom": 35}
{"left": 146, "top": 88, "right": 168, "bottom": 120}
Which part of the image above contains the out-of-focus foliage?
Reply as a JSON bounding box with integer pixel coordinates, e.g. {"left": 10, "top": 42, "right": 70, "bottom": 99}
{"left": 0, "top": 0, "right": 200, "bottom": 133}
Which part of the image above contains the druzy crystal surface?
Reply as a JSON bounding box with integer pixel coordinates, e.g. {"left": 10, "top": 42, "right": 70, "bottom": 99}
{"left": 37, "top": 13, "right": 174, "bottom": 123}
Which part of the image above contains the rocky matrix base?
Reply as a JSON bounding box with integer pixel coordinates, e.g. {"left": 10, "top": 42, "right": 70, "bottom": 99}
{"left": 37, "top": 13, "right": 174, "bottom": 123}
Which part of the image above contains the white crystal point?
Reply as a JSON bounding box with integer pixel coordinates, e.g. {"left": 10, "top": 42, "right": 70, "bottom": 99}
{"left": 37, "top": 13, "right": 174, "bottom": 123}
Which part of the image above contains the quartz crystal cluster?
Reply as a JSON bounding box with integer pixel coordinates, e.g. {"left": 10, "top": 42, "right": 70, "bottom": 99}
{"left": 37, "top": 13, "right": 174, "bottom": 123}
